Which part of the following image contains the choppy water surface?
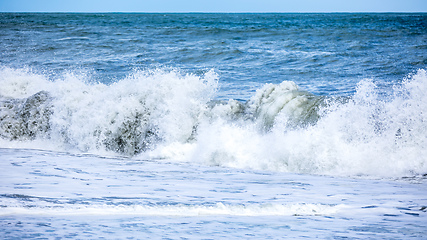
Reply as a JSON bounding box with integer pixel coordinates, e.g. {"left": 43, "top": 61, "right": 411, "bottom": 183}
{"left": 0, "top": 13, "right": 426, "bottom": 239}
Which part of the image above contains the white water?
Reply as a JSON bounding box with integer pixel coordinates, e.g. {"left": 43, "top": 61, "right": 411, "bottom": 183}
{"left": 0, "top": 201, "right": 343, "bottom": 217}
{"left": 1, "top": 67, "right": 427, "bottom": 178}
{"left": 149, "top": 69, "right": 427, "bottom": 178}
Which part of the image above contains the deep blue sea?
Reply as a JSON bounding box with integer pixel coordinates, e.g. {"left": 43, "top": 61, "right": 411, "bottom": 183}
{"left": 0, "top": 13, "right": 426, "bottom": 239}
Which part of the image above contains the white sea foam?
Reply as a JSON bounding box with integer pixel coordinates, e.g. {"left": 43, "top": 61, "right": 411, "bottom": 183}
{"left": 1, "top": 66, "right": 426, "bottom": 178}
{"left": 0, "top": 67, "right": 52, "bottom": 98}
{"left": 0, "top": 67, "right": 218, "bottom": 154}
{"left": 149, "top": 69, "right": 427, "bottom": 177}
{"left": 0, "top": 201, "right": 342, "bottom": 217}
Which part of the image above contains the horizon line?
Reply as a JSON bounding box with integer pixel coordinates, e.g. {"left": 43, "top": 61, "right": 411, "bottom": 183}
{"left": 1, "top": 11, "right": 426, "bottom": 14}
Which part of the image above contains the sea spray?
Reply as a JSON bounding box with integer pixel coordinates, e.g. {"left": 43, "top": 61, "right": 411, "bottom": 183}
{"left": 151, "top": 69, "right": 427, "bottom": 177}
{"left": 0, "top": 67, "right": 218, "bottom": 155}
{"left": 1, "top": 66, "right": 426, "bottom": 177}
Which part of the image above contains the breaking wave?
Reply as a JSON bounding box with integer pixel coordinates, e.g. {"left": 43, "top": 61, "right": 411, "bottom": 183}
{"left": 1, "top": 66, "right": 426, "bottom": 178}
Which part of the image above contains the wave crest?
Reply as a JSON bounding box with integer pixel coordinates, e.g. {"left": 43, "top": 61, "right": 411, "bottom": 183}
{"left": 1, "top": 66, "right": 426, "bottom": 177}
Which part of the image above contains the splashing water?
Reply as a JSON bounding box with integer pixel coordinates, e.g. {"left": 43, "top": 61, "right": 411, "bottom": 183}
{"left": 1, "top": 66, "right": 426, "bottom": 178}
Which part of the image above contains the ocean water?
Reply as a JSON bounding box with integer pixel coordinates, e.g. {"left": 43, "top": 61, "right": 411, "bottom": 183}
{"left": 0, "top": 13, "right": 426, "bottom": 239}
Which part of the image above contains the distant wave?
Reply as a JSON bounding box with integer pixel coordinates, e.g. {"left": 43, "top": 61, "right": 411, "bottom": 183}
{"left": 1, "top": 66, "right": 426, "bottom": 178}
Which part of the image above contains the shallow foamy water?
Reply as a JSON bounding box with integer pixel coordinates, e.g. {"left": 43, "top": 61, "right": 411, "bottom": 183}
{"left": 1, "top": 148, "right": 426, "bottom": 239}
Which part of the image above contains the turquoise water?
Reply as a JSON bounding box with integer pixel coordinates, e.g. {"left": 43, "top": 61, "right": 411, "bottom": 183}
{"left": 0, "top": 13, "right": 426, "bottom": 239}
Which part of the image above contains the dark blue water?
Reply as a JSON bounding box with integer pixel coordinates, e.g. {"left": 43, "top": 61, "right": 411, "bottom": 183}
{"left": 1, "top": 13, "right": 426, "bottom": 98}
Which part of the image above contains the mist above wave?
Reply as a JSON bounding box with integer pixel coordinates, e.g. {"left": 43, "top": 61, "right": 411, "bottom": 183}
{"left": 0, "top": 66, "right": 426, "bottom": 177}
